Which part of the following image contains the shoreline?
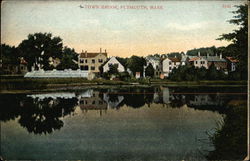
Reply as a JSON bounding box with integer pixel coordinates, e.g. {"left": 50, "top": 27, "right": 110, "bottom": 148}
{"left": 0, "top": 80, "right": 247, "bottom": 94}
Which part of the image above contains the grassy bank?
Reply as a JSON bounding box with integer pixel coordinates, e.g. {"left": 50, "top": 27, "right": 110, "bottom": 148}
{"left": 0, "top": 76, "right": 247, "bottom": 92}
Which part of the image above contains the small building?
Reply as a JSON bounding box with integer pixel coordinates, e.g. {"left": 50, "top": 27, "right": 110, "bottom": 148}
{"left": 0, "top": 57, "right": 28, "bottom": 75}
{"left": 78, "top": 48, "right": 107, "bottom": 74}
{"left": 103, "top": 57, "right": 125, "bottom": 73}
{"left": 162, "top": 57, "right": 181, "bottom": 77}
{"left": 188, "top": 52, "right": 227, "bottom": 71}
{"left": 226, "top": 57, "right": 239, "bottom": 72}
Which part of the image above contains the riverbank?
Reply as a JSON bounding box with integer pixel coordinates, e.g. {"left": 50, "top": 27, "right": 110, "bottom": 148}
{"left": 0, "top": 77, "right": 247, "bottom": 93}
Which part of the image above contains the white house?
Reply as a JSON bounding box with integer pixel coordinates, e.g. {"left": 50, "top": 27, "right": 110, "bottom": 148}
{"left": 162, "top": 57, "right": 181, "bottom": 77}
{"left": 103, "top": 56, "right": 125, "bottom": 73}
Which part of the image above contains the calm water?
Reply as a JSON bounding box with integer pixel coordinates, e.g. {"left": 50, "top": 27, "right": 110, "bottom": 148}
{"left": 0, "top": 86, "right": 247, "bottom": 160}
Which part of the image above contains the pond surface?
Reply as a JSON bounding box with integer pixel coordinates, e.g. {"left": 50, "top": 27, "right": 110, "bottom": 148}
{"left": 0, "top": 86, "right": 247, "bottom": 160}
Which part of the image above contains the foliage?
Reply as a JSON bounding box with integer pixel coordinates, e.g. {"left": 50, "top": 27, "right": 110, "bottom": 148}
{"left": 18, "top": 32, "right": 63, "bottom": 70}
{"left": 217, "top": 4, "right": 248, "bottom": 80}
{"left": 108, "top": 64, "right": 119, "bottom": 75}
{"left": 145, "top": 63, "right": 154, "bottom": 78}
{"left": 169, "top": 64, "right": 227, "bottom": 81}
{"left": 186, "top": 46, "right": 216, "bottom": 56}
{"left": 206, "top": 105, "right": 247, "bottom": 160}
{"left": 1, "top": 44, "right": 20, "bottom": 65}
{"left": 126, "top": 55, "right": 146, "bottom": 76}
{"left": 166, "top": 52, "right": 182, "bottom": 59}
{"left": 56, "top": 46, "right": 78, "bottom": 70}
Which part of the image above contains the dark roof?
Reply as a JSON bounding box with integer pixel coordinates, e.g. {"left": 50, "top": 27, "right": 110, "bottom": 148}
{"left": 80, "top": 52, "right": 107, "bottom": 58}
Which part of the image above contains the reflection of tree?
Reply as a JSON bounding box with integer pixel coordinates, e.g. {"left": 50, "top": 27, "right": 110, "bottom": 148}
{"left": 18, "top": 97, "right": 77, "bottom": 134}
{"left": 206, "top": 105, "right": 247, "bottom": 160}
{"left": 0, "top": 94, "right": 23, "bottom": 122}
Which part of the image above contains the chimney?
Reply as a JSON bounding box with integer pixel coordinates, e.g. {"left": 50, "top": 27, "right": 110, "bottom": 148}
{"left": 198, "top": 51, "right": 200, "bottom": 57}
{"left": 85, "top": 50, "right": 87, "bottom": 57}
{"left": 100, "top": 48, "right": 102, "bottom": 54}
{"left": 105, "top": 49, "right": 107, "bottom": 53}
{"left": 220, "top": 53, "right": 222, "bottom": 59}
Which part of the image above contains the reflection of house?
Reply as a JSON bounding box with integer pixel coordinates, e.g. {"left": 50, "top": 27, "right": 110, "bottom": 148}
{"left": 226, "top": 57, "right": 239, "bottom": 72}
{"left": 188, "top": 95, "right": 224, "bottom": 106}
{"left": 103, "top": 57, "right": 125, "bottom": 73}
{"left": 78, "top": 48, "right": 107, "bottom": 73}
{"left": 78, "top": 90, "right": 107, "bottom": 110}
{"left": 162, "top": 57, "right": 181, "bottom": 77}
{"left": 145, "top": 56, "right": 162, "bottom": 78}
{"left": 103, "top": 93, "right": 124, "bottom": 109}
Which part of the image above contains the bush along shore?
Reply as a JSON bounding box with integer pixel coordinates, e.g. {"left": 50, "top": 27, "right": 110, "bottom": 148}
{"left": 0, "top": 75, "right": 247, "bottom": 93}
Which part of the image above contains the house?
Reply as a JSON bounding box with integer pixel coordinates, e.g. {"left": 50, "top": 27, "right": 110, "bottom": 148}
{"left": 78, "top": 48, "right": 107, "bottom": 73}
{"left": 162, "top": 57, "right": 181, "bottom": 77}
{"left": 188, "top": 52, "right": 227, "bottom": 71}
{"left": 0, "top": 57, "right": 28, "bottom": 75}
{"left": 145, "top": 55, "right": 162, "bottom": 78}
{"left": 103, "top": 56, "right": 125, "bottom": 73}
{"left": 226, "top": 57, "right": 239, "bottom": 72}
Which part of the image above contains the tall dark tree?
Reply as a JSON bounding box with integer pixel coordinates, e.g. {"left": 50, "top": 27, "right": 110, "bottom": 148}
{"left": 108, "top": 64, "right": 119, "bottom": 75}
{"left": 126, "top": 55, "right": 146, "bottom": 76}
{"left": 1, "top": 44, "right": 20, "bottom": 65}
{"left": 217, "top": 4, "right": 248, "bottom": 79}
{"left": 56, "top": 46, "right": 78, "bottom": 70}
{"left": 145, "top": 63, "right": 155, "bottom": 78}
{"left": 18, "top": 32, "right": 63, "bottom": 70}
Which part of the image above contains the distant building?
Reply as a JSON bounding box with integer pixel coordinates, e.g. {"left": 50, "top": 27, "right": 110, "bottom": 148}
{"left": 145, "top": 55, "right": 162, "bottom": 78}
{"left": 0, "top": 57, "right": 28, "bottom": 75}
{"left": 189, "top": 52, "right": 227, "bottom": 71}
{"left": 226, "top": 56, "right": 239, "bottom": 72}
{"left": 78, "top": 48, "right": 107, "bottom": 73}
{"left": 162, "top": 57, "right": 181, "bottom": 77}
{"left": 103, "top": 57, "right": 125, "bottom": 73}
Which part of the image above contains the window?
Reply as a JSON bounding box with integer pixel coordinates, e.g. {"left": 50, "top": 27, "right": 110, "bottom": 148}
{"left": 85, "top": 59, "right": 88, "bottom": 63}
{"left": 92, "top": 101, "right": 95, "bottom": 105}
{"left": 80, "top": 59, "right": 84, "bottom": 63}
{"left": 195, "top": 61, "right": 198, "bottom": 64}
{"left": 169, "top": 67, "right": 172, "bottom": 70}
{"left": 81, "top": 65, "right": 89, "bottom": 70}
{"left": 98, "top": 59, "right": 103, "bottom": 63}
{"left": 91, "top": 66, "right": 95, "bottom": 70}
{"left": 169, "top": 62, "right": 172, "bottom": 65}
{"left": 174, "top": 62, "right": 176, "bottom": 65}
{"left": 92, "top": 59, "right": 95, "bottom": 63}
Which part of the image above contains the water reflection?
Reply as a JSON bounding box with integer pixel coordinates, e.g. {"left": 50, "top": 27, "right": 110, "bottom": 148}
{"left": 0, "top": 86, "right": 247, "bottom": 160}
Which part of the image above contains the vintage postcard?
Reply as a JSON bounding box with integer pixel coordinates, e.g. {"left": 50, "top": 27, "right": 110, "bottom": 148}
{"left": 0, "top": 0, "right": 249, "bottom": 160}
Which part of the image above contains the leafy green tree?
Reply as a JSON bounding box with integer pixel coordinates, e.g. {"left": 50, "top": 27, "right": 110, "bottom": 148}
{"left": 217, "top": 4, "right": 248, "bottom": 80}
{"left": 145, "top": 63, "right": 154, "bottom": 78}
{"left": 56, "top": 47, "right": 78, "bottom": 70}
{"left": 126, "top": 55, "right": 146, "bottom": 76}
{"left": 18, "top": 32, "right": 63, "bottom": 70}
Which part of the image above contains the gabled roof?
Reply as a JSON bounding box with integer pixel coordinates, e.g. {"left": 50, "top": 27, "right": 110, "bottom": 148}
{"left": 80, "top": 52, "right": 107, "bottom": 58}
{"left": 226, "top": 57, "right": 239, "bottom": 63}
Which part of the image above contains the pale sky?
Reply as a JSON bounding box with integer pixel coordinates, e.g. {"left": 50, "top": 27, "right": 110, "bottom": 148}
{"left": 1, "top": 0, "right": 246, "bottom": 57}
